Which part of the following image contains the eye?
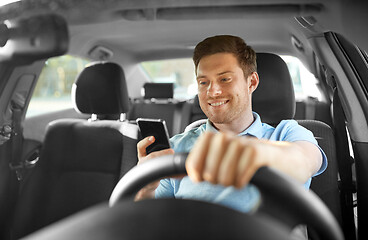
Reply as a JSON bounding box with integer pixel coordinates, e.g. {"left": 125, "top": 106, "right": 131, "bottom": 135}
{"left": 198, "top": 80, "right": 207, "bottom": 85}
{"left": 221, "top": 77, "right": 230, "bottom": 82}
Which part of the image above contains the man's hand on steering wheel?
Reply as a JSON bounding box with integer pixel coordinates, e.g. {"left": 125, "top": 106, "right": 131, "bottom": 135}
{"left": 186, "top": 131, "right": 322, "bottom": 189}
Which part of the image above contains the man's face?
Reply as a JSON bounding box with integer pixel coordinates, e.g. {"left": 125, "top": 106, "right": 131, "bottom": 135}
{"left": 196, "top": 53, "right": 256, "bottom": 126}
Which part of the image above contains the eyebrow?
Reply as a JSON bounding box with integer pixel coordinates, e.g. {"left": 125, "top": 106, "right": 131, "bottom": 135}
{"left": 217, "top": 71, "right": 234, "bottom": 76}
{"left": 196, "top": 71, "right": 234, "bottom": 80}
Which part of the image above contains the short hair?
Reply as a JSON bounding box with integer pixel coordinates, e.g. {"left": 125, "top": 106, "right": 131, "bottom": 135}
{"left": 193, "top": 35, "right": 257, "bottom": 77}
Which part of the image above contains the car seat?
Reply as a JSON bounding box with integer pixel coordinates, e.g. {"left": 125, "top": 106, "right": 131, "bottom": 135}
{"left": 10, "top": 62, "right": 139, "bottom": 239}
{"left": 183, "top": 53, "right": 342, "bottom": 233}
{"left": 128, "top": 82, "right": 184, "bottom": 136}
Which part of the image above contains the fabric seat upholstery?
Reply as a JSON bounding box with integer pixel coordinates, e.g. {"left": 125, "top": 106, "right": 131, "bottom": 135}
{"left": 11, "top": 62, "right": 139, "bottom": 239}
{"left": 296, "top": 120, "right": 342, "bottom": 224}
{"left": 252, "top": 53, "right": 296, "bottom": 124}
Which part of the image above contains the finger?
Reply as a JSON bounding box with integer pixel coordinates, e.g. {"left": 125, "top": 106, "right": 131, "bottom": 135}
{"left": 235, "top": 141, "right": 270, "bottom": 188}
{"left": 217, "top": 138, "right": 244, "bottom": 186}
{"left": 203, "top": 133, "right": 230, "bottom": 184}
{"left": 234, "top": 146, "right": 255, "bottom": 188}
{"left": 148, "top": 148, "right": 175, "bottom": 159}
{"left": 138, "top": 148, "right": 175, "bottom": 165}
{"left": 186, "top": 131, "right": 214, "bottom": 182}
{"left": 137, "top": 136, "right": 155, "bottom": 159}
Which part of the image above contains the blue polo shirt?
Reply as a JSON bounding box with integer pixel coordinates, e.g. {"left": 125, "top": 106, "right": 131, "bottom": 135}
{"left": 155, "top": 112, "right": 328, "bottom": 213}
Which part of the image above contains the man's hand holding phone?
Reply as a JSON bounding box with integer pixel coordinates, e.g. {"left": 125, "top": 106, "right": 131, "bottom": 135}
{"left": 135, "top": 136, "right": 175, "bottom": 201}
{"left": 137, "top": 136, "right": 175, "bottom": 165}
{"left": 135, "top": 119, "right": 175, "bottom": 201}
{"left": 136, "top": 118, "right": 171, "bottom": 154}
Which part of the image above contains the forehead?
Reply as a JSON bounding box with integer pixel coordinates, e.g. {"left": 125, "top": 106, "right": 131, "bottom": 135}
{"left": 197, "top": 53, "right": 241, "bottom": 75}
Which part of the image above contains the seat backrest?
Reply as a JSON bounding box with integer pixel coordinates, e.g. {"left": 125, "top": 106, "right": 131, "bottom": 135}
{"left": 297, "top": 120, "right": 342, "bottom": 224}
{"left": 295, "top": 97, "right": 333, "bottom": 127}
{"left": 255, "top": 54, "right": 341, "bottom": 226}
{"left": 11, "top": 62, "right": 139, "bottom": 238}
{"left": 128, "top": 83, "right": 183, "bottom": 136}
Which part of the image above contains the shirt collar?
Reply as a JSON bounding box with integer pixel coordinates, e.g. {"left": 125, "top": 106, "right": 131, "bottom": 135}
{"left": 205, "top": 112, "right": 264, "bottom": 139}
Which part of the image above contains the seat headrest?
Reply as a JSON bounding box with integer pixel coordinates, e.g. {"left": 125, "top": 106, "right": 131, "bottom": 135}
{"left": 72, "top": 62, "right": 130, "bottom": 115}
{"left": 143, "top": 83, "right": 174, "bottom": 99}
{"left": 253, "top": 53, "right": 295, "bottom": 124}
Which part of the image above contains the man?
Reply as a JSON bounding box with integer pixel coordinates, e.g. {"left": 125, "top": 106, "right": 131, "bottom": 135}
{"left": 135, "top": 35, "right": 327, "bottom": 214}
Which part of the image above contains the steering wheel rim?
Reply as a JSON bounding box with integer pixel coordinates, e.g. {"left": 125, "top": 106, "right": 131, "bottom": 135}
{"left": 110, "top": 153, "right": 344, "bottom": 240}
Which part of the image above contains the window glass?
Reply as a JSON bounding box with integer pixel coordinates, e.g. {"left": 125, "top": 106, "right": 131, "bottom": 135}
{"left": 280, "top": 55, "right": 322, "bottom": 100}
{"left": 141, "top": 56, "right": 322, "bottom": 101}
{"left": 26, "top": 55, "right": 91, "bottom": 117}
{"left": 141, "top": 59, "right": 197, "bottom": 100}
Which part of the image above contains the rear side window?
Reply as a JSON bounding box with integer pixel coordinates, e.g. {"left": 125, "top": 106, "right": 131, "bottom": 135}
{"left": 140, "top": 56, "right": 322, "bottom": 101}
{"left": 26, "top": 55, "right": 90, "bottom": 117}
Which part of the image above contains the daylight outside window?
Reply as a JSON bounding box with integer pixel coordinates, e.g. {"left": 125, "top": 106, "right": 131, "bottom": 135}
{"left": 140, "top": 56, "right": 322, "bottom": 101}
{"left": 26, "top": 55, "right": 91, "bottom": 117}
{"left": 280, "top": 55, "right": 322, "bottom": 101}
{"left": 141, "top": 59, "right": 197, "bottom": 100}
{"left": 27, "top": 55, "right": 321, "bottom": 117}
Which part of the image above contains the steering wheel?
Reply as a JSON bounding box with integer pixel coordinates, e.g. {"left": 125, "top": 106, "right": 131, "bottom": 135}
{"left": 24, "top": 153, "right": 343, "bottom": 240}
{"left": 109, "top": 153, "right": 343, "bottom": 240}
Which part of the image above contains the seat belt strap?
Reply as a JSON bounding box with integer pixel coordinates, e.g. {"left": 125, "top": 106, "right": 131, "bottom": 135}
{"left": 8, "top": 101, "right": 25, "bottom": 181}
{"left": 332, "top": 88, "right": 356, "bottom": 239}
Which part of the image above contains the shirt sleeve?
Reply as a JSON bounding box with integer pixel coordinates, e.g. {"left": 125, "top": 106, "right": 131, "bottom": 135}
{"left": 155, "top": 129, "right": 201, "bottom": 199}
{"left": 276, "top": 120, "right": 328, "bottom": 177}
{"left": 155, "top": 178, "right": 175, "bottom": 198}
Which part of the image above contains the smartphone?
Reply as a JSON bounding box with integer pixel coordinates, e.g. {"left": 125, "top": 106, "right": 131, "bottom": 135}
{"left": 136, "top": 118, "right": 171, "bottom": 154}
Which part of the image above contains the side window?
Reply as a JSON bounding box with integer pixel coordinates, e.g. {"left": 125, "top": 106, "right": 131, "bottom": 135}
{"left": 26, "top": 55, "right": 90, "bottom": 117}
{"left": 281, "top": 55, "right": 322, "bottom": 100}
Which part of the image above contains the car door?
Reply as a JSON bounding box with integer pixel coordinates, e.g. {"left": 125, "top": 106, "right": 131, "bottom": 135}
{"left": 0, "top": 14, "right": 69, "bottom": 239}
{"left": 312, "top": 30, "right": 368, "bottom": 240}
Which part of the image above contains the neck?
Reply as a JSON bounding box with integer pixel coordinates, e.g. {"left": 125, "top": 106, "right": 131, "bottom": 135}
{"left": 212, "top": 111, "right": 255, "bottom": 134}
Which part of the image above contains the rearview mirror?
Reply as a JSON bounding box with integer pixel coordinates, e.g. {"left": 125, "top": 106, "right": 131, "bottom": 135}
{"left": 0, "top": 14, "right": 69, "bottom": 64}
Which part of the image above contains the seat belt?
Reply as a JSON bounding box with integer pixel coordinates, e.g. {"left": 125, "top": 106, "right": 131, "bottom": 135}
{"left": 8, "top": 101, "right": 25, "bottom": 181}
{"left": 332, "top": 87, "right": 356, "bottom": 240}
{"left": 8, "top": 74, "right": 38, "bottom": 181}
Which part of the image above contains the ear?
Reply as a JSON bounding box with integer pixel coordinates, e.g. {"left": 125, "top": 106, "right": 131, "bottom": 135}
{"left": 248, "top": 72, "right": 259, "bottom": 94}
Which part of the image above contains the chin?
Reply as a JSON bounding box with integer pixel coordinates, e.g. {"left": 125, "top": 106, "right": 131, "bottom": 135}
{"left": 208, "top": 116, "right": 231, "bottom": 125}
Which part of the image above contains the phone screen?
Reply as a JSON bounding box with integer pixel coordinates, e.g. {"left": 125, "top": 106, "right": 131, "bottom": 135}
{"left": 137, "top": 118, "right": 171, "bottom": 154}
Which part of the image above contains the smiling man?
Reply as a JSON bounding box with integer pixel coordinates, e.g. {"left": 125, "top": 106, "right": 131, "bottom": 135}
{"left": 136, "top": 35, "right": 327, "bottom": 215}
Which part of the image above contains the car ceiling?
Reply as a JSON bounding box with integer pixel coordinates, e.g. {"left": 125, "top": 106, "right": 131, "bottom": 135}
{"left": 0, "top": 0, "right": 367, "bottom": 68}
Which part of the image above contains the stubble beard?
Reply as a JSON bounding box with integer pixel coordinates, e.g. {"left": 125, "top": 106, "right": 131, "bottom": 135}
{"left": 203, "top": 96, "right": 248, "bottom": 125}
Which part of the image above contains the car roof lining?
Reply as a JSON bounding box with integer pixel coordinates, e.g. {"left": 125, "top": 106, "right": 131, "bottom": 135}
{"left": 1, "top": 0, "right": 367, "bottom": 82}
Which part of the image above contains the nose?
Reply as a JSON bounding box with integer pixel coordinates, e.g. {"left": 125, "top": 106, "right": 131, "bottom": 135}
{"left": 207, "top": 81, "right": 222, "bottom": 97}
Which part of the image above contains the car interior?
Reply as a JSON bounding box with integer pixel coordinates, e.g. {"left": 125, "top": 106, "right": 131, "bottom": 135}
{"left": 0, "top": 0, "right": 368, "bottom": 239}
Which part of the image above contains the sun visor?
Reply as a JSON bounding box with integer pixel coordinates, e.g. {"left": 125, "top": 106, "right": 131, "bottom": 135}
{"left": 0, "top": 14, "right": 69, "bottom": 65}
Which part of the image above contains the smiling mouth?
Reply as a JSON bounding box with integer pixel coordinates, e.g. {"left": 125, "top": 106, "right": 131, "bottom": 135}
{"left": 209, "top": 100, "right": 229, "bottom": 107}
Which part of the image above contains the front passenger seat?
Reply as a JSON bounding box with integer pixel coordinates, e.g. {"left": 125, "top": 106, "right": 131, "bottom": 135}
{"left": 11, "top": 62, "right": 139, "bottom": 239}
